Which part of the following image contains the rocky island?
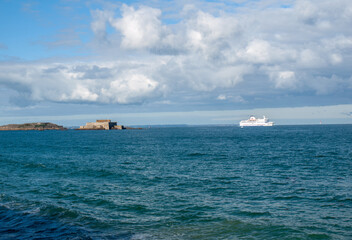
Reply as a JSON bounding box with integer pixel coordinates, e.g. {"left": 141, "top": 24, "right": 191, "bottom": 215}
{"left": 0, "top": 122, "right": 66, "bottom": 131}
{"left": 77, "top": 120, "right": 142, "bottom": 130}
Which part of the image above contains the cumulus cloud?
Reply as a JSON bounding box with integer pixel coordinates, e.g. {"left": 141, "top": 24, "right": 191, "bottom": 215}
{"left": 238, "top": 40, "right": 296, "bottom": 64}
{"left": 330, "top": 54, "right": 343, "bottom": 65}
{"left": 270, "top": 71, "right": 298, "bottom": 89}
{"left": 110, "top": 5, "right": 162, "bottom": 49}
{"left": 298, "top": 49, "right": 326, "bottom": 68}
{"left": 185, "top": 10, "right": 240, "bottom": 58}
{"left": 101, "top": 73, "right": 159, "bottom": 103}
{"left": 0, "top": 62, "right": 163, "bottom": 105}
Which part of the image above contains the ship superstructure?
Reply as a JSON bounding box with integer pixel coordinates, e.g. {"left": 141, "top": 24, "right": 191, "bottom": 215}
{"left": 239, "top": 116, "right": 274, "bottom": 127}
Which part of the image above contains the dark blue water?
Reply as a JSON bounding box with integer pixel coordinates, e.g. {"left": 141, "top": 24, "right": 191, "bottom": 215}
{"left": 0, "top": 125, "right": 351, "bottom": 239}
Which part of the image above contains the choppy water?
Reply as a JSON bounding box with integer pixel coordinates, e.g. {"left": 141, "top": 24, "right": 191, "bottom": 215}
{"left": 0, "top": 125, "right": 352, "bottom": 239}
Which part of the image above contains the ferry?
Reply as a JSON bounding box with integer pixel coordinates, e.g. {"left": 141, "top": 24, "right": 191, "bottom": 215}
{"left": 239, "top": 116, "right": 274, "bottom": 127}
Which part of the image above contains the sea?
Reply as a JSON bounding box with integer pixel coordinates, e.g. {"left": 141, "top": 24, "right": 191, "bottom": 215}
{"left": 0, "top": 125, "right": 351, "bottom": 239}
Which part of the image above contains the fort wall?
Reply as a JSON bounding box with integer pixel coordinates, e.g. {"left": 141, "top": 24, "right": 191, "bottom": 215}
{"left": 79, "top": 120, "right": 119, "bottom": 130}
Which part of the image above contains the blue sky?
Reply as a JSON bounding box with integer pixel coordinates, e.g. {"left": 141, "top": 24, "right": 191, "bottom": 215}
{"left": 0, "top": 0, "right": 352, "bottom": 125}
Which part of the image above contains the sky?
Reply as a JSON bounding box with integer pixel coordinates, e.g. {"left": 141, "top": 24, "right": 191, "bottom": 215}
{"left": 0, "top": 0, "right": 351, "bottom": 126}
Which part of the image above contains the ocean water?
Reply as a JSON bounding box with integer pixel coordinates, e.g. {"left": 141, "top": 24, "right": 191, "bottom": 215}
{"left": 0, "top": 125, "right": 351, "bottom": 239}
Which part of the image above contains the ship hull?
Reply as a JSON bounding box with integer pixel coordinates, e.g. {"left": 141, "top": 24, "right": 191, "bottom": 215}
{"left": 239, "top": 122, "right": 274, "bottom": 127}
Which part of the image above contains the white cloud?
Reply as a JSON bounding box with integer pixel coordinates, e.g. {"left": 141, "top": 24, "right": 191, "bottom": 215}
{"left": 101, "top": 73, "right": 159, "bottom": 103}
{"left": 330, "top": 54, "right": 343, "bottom": 65}
{"left": 298, "top": 49, "right": 326, "bottom": 68}
{"left": 217, "top": 94, "right": 246, "bottom": 103}
{"left": 240, "top": 40, "right": 272, "bottom": 63}
{"left": 64, "top": 84, "right": 99, "bottom": 102}
{"left": 0, "top": 62, "right": 162, "bottom": 105}
{"left": 323, "top": 36, "right": 352, "bottom": 50}
{"left": 111, "top": 5, "right": 162, "bottom": 49}
{"left": 217, "top": 94, "right": 227, "bottom": 100}
{"left": 185, "top": 11, "right": 240, "bottom": 56}
{"left": 271, "top": 71, "right": 298, "bottom": 89}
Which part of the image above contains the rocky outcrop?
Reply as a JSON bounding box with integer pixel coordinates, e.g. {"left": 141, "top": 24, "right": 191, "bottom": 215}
{"left": 124, "top": 126, "right": 143, "bottom": 130}
{"left": 76, "top": 120, "right": 144, "bottom": 130}
{"left": 76, "top": 124, "right": 126, "bottom": 130}
{"left": 0, "top": 122, "right": 66, "bottom": 131}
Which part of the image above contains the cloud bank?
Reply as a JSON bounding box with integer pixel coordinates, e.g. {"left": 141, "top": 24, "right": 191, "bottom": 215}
{"left": 1, "top": 0, "right": 352, "bottom": 108}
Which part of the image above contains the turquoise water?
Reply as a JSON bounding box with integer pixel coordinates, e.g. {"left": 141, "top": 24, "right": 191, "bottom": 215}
{"left": 0, "top": 125, "right": 352, "bottom": 239}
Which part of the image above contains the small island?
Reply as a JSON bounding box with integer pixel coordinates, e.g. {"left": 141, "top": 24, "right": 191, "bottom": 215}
{"left": 77, "top": 120, "right": 142, "bottom": 130}
{"left": 0, "top": 122, "right": 66, "bottom": 131}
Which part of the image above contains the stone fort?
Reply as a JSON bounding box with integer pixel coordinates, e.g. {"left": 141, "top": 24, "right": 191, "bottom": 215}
{"left": 79, "top": 120, "right": 124, "bottom": 130}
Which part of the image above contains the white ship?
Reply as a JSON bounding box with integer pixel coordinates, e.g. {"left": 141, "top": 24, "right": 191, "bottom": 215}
{"left": 239, "top": 116, "right": 274, "bottom": 127}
